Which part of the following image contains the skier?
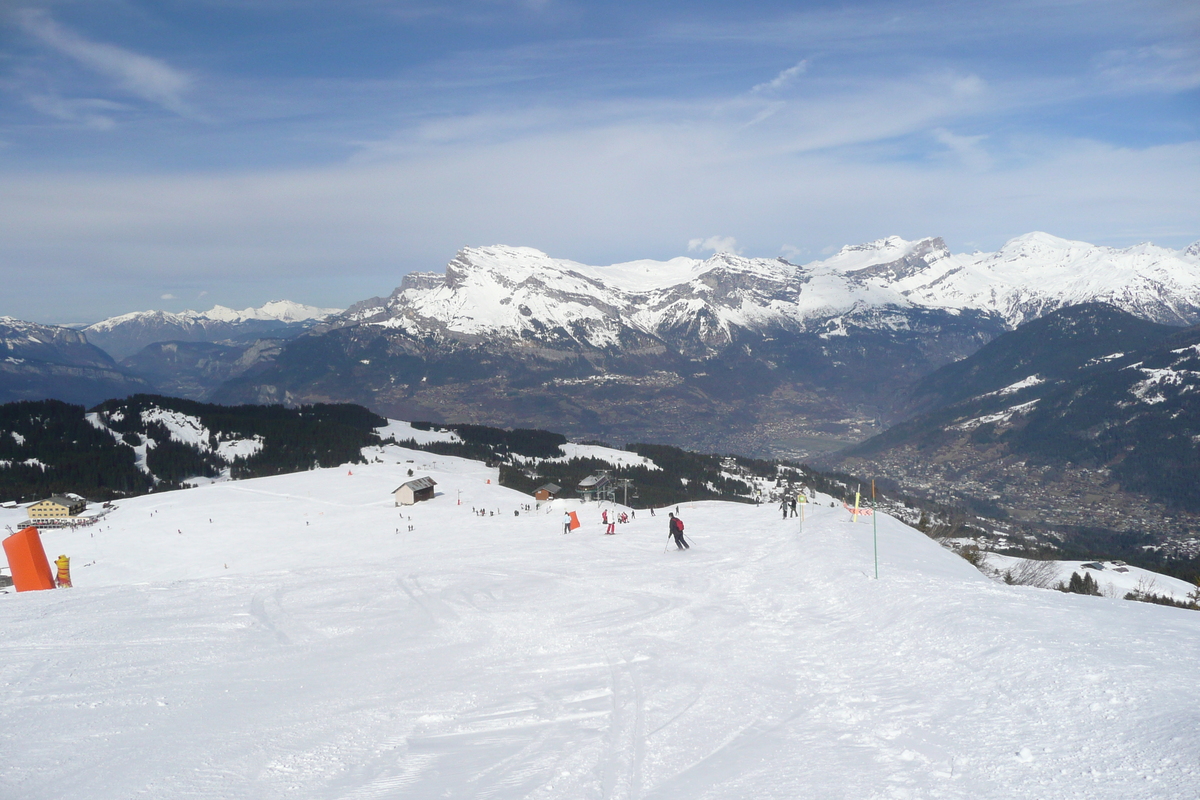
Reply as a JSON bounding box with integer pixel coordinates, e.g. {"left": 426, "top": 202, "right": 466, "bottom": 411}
{"left": 789, "top": 497, "right": 798, "bottom": 517}
{"left": 667, "top": 512, "right": 688, "bottom": 550}
{"left": 780, "top": 498, "right": 789, "bottom": 519}
{"left": 606, "top": 520, "right": 616, "bottom": 535}
{"left": 602, "top": 509, "right": 608, "bottom": 525}
{"left": 563, "top": 511, "right": 572, "bottom": 535}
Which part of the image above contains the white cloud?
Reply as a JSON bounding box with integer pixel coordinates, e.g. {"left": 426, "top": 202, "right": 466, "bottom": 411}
{"left": 780, "top": 244, "right": 805, "bottom": 262}
{"left": 688, "top": 236, "right": 739, "bottom": 255}
{"left": 160, "top": 293, "right": 178, "bottom": 300}
{"left": 16, "top": 10, "right": 196, "bottom": 117}
{"left": 752, "top": 61, "right": 808, "bottom": 94}
{"left": 1096, "top": 45, "right": 1200, "bottom": 92}
{"left": 932, "top": 128, "right": 992, "bottom": 171}
{"left": 25, "top": 94, "right": 125, "bottom": 130}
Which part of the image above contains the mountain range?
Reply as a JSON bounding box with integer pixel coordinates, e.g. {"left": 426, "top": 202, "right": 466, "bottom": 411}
{"left": 4, "top": 232, "right": 1200, "bottom": 457}
{"left": 215, "top": 232, "right": 1200, "bottom": 456}
{"left": 83, "top": 300, "right": 340, "bottom": 360}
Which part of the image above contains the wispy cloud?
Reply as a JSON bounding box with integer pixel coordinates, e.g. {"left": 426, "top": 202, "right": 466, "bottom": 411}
{"left": 932, "top": 128, "right": 992, "bottom": 171}
{"left": 752, "top": 61, "right": 808, "bottom": 94}
{"left": 1096, "top": 44, "right": 1200, "bottom": 92}
{"left": 16, "top": 9, "right": 197, "bottom": 117}
{"left": 24, "top": 94, "right": 126, "bottom": 130}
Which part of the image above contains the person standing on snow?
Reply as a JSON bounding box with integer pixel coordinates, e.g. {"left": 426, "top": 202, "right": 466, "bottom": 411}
{"left": 563, "top": 512, "right": 572, "bottom": 534}
{"left": 667, "top": 512, "right": 688, "bottom": 550}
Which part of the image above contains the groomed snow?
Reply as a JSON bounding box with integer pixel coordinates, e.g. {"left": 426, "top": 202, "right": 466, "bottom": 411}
{"left": 546, "top": 443, "right": 661, "bottom": 470}
{"left": 377, "top": 420, "right": 463, "bottom": 446}
{"left": 1, "top": 447, "right": 1197, "bottom": 799}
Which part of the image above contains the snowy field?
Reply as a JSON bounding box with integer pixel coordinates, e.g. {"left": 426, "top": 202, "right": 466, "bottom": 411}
{"left": 2, "top": 443, "right": 1199, "bottom": 799}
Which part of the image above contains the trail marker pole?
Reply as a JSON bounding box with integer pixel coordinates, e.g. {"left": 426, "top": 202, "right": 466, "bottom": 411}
{"left": 872, "top": 479, "right": 879, "bottom": 580}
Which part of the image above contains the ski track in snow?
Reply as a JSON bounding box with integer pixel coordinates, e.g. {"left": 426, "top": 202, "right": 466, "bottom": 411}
{"left": 1, "top": 445, "right": 1198, "bottom": 799}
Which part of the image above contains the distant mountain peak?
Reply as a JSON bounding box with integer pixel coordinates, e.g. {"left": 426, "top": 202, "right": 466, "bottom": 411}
{"left": 203, "top": 300, "right": 341, "bottom": 324}
{"left": 83, "top": 301, "right": 341, "bottom": 361}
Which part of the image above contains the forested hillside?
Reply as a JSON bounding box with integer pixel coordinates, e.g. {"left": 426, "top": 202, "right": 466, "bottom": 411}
{"left": 0, "top": 395, "right": 385, "bottom": 502}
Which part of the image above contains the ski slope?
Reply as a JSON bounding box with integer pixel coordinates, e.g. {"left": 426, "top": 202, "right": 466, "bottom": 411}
{"left": 1, "top": 443, "right": 1198, "bottom": 799}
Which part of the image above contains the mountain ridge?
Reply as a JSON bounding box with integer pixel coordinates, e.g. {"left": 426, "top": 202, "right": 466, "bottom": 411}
{"left": 215, "top": 231, "right": 1199, "bottom": 456}
{"left": 84, "top": 301, "right": 341, "bottom": 360}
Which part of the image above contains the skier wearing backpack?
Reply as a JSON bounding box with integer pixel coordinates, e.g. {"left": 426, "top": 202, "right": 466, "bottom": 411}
{"left": 667, "top": 512, "right": 688, "bottom": 550}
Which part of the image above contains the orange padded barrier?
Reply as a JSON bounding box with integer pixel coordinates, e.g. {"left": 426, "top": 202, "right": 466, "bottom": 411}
{"left": 3, "top": 526, "right": 55, "bottom": 592}
{"left": 568, "top": 511, "right": 581, "bottom": 530}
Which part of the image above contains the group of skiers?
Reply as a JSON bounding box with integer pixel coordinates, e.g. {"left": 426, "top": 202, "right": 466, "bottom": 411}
{"left": 560, "top": 507, "right": 690, "bottom": 550}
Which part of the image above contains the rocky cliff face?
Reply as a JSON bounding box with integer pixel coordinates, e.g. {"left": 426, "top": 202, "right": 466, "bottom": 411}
{"left": 118, "top": 339, "right": 286, "bottom": 401}
{"left": 0, "top": 317, "right": 150, "bottom": 405}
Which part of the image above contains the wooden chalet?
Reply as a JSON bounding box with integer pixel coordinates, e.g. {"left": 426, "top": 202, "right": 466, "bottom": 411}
{"left": 394, "top": 477, "right": 437, "bottom": 506}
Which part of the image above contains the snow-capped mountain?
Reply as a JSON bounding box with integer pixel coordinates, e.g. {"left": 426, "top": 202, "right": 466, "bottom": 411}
{"left": 335, "top": 234, "right": 1200, "bottom": 350}
{"left": 212, "top": 232, "right": 1200, "bottom": 457}
{"left": 200, "top": 300, "right": 341, "bottom": 324}
{"left": 218, "top": 244, "right": 1005, "bottom": 456}
{"left": 884, "top": 232, "right": 1200, "bottom": 327}
{"left": 85, "top": 301, "right": 341, "bottom": 360}
{"left": 339, "top": 244, "right": 924, "bottom": 351}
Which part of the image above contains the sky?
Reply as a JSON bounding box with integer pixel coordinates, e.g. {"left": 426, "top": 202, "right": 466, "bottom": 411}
{"left": 1, "top": 0, "right": 1198, "bottom": 323}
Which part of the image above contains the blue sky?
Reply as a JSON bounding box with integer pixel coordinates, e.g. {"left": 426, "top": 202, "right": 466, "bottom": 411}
{"left": 1, "top": 0, "right": 1198, "bottom": 323}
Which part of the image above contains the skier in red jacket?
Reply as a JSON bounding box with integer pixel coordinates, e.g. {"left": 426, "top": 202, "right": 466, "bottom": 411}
{"left": 668, "top": 512, "right": 688, "bottom": 550}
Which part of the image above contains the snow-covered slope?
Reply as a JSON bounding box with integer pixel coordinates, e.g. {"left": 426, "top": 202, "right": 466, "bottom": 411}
{"left": 1, "top": 443, "right": 1197, "bottom": 799}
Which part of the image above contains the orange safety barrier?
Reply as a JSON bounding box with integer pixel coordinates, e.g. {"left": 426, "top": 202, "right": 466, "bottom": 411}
{"left": 842, "top": 503, "right": 874, "bottom": 517}
{"left": 55, "top": 554, "right": 72, "bottom": 588}
{"left": 568, "top": 511, "right": 581, "bottom": 530}
{"left": 3, "top": 527, "right": 55, "bottom": 592}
